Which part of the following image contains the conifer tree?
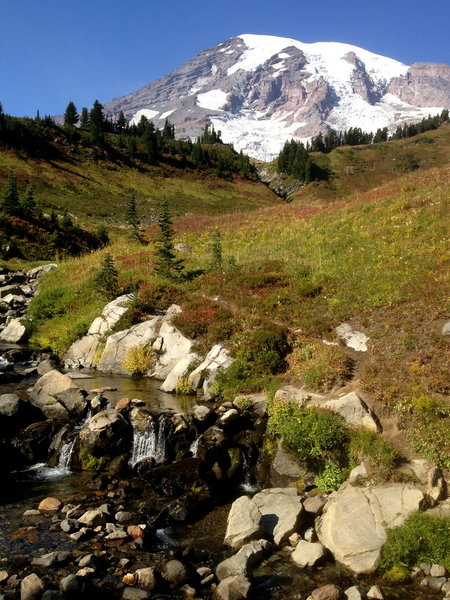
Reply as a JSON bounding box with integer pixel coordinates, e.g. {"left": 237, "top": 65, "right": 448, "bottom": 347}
{"left": 89, "top": 100, "right": 104, "bottom": 143}
{"left": 116, "top": 111, "right": 127, "bottom": 132}
{"left": 125, "top": 191, "right": 140, "bottom": 240}
{"left": 80, "top": 107, "right": 89, "bottom": 129}
{"left": 210, "top": 229, "right": 223, "bottom": 271}
{"left": 64, "top": 101, "right": 79, "bottom": 130}
{"left": 21, "top": 185, "right": 37, "bottom": 218}
{"left": 154, "top": 200, "right": 184, "bottom": 281}
{"left": 2, "top": 170, "right": 20, "bottom": 216}
{"left": 94, "top": 253, "right": 119, "bottom": 300}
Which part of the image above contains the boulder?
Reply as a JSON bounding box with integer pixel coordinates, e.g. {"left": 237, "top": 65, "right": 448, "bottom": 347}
{"left": 97, "top": 319, "right": 160, "bottom": 374}
{"left": 224, "top": 496, "right": 263, "bottom": 548}
{"left": 152, "top": 322, "right": 194, "bottom": 379}
{"left": 78, "top": 409, "right": 132, "bottom": 457}
{"left": 316, "top": 484, "right": 424, "bottom": 573}
{"left": 122, "top": 589, "right": 149, "bottom": 600}
{"left": 442, "top": 320, "right": 450, "bottom": 335}
{"left": 162, "top": 560, "right": 188, "bottom": 586}
{"left": 323, "top": 392, "right": 380, "bottom": 432}
{"left": 216, "top": 539, "right": 271, "bottom": 580}
{"left": 30, "top": 370, "right": 87, "bottom": 421}
{"left": 307, "top": 584, "right": 342, "bottom": 600}
{"left": 336, "top": 323, "right": 369, "bottom": 352}
{"left": 64, "top": 295, "right": 132, "bottom": 369}
{"left": 270, "top": 442, "right": 307, "bottom": 487}
{"left": 252, "top": 488, "right": 303, "bottom": 545}
{"left": 31, "top": 551, "right": 71, "bottom": 568}
{"left": 135, "top": 567, "right": 156, "bottom": 591}
{"left": 27, "top": 264, "right": 57, "bottom": 278}
{"left": 20, "top": 573, "right": 45, "bottom": 600}
{"left": 213, "top": 575, "right": 251, "bottom": 600}
{"left": 291, "top": 540, "right": 325, "bottom": 567}
{"left": 273, "top": 385, "right": 324, "bottom": 407}
{"left": 0, "top": 318, "right": 27, "bottom": 343}
{"left": 0, "top": 393, "right": 21, "bottom": 418}
{"left": 160, "top": 353, "right": 200, "bottom": 393}
{"left": 38, "top": 497, "right": 62, "bottom": 514}
{"left": 188, "top": 344, "right": 233, "bottom": 398}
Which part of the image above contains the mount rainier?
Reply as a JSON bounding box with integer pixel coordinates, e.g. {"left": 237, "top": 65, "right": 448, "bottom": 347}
{"left": 104, "top": 34, "right": 450, "bottom": 161}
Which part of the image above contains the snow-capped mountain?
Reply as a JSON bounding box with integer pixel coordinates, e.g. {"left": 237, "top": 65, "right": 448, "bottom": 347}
{"left": 104, "top": 34, "right": 450, "bottom": 161}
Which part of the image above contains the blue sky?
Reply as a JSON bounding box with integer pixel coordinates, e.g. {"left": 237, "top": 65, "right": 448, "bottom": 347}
{"left": 1, "top": 0, "right": 449, "bottom": 117}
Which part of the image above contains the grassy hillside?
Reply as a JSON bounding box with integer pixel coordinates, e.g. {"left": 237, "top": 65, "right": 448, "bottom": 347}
{"left": 0, "top": 128, "right": 281, "bottom": 229}
{"left": 271, "top": 123, "right": 450, "bottom": 207}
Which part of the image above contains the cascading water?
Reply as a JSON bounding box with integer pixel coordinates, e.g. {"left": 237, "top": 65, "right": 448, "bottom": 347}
{"left": 130, "top": 417, "right": 166, "bottom": 467}
{"left": 0, "top": 355, "right": 10, "bottom": 371}
{"left": 57, "top": 438, "right": 76, "bottom": 471}
{"left": 240, "top": 450, "right": 258, "bottom": 493}
{"left": 189, "top": 435, "right": 200, "bottom": 457}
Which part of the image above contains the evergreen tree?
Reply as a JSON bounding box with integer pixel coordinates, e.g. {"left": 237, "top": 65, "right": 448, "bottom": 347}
{"left": 125, "top": 191, "right": 140, "bottom": 240}
{"left": 94, "top": 253, "right": 119, "bottom": 300}
{"left": 80, "top": 107, "right": 89, "bottom": 129}
{"left": 2, "top": 170, "right": 20, "bottom": 216}
{"left": 64, "top": 101, "right": 79, "bottom": 130}
{"left": 210, "top": 229, "right": 223, "bottom": 271}
{"left": 154, "top": 200, "right": 184, "bottom": 281}
{"left": 88, "top": 100, "right": 104, "bottom": 143}
{"left": 21, "top": 185, "right": 37, "bottom": 218}
{"left": 116, "top": 111, "right": 127, "bottom": 132}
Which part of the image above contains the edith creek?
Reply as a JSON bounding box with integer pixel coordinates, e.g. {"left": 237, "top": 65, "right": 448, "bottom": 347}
{"left": 0, "top": 342, "right": 443, "bottom": 600}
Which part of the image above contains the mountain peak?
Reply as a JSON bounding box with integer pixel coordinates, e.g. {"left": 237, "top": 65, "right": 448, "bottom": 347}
{"left": 104, "top": 34, "right": 450, "bottom": 160}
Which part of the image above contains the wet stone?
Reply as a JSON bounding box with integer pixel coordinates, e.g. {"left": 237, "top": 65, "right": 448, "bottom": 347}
{"left": 20, "top": 573, "right": 45, "bottom": 600}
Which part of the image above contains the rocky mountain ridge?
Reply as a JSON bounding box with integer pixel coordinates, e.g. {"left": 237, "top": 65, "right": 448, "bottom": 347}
{"left": 104, "top": 34, "right": 450, "bottom": 160}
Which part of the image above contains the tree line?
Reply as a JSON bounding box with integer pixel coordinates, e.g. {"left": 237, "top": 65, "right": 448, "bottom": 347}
{"left": 277, "top": 109, "right": 450, "bottom": 181}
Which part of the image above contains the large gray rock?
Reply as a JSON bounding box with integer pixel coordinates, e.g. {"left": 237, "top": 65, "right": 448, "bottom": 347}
{"left": 213, "top": 575, "right": 251, "bottom": 600}
{"left": 442, "top": 320, "right": 450, "bottom": 335}
{"left": 323, "top": 392, "right": 380, "bottom": 432}
{"left": 0, "top": 317, "right": 27, "bottom": 343}
{"left": 152, "top": 321, "right": 194, "bottom": 379}
{"left": 270, "top": 442, "right": 306, "bottom": 487}
{"left": 30, "top": 370, "right": 87, "bottom": 421}
{"left": 27, "top": 264, "right": 57, "bottom": 278}
{"left": 20, "top": 573, "right": 45, "bottom": 600}
{"left": 216, "top": 539, "right": 271, "bottom": 581}
{"left": 224, "top": 496, "right": 263, "bottom": 548}
{"left": 252, "top": 488, "right": 303, "bottom": 545}
{"left": 97, "top": 318, "right": 160, "bottom": 374}
{"left": 316, "top": 484, "right": 425, "bottom": 573}
{"left": 64, "top": 295, "right": 132, "bottom": 369}
{"left": 336, "top": 323, "right": 369, "bottom": 352}
{"left": 0, "top": 393, "right": 21, "bottom": 418}
{"left": 159, "top": 353, "right": 200, "bottom": 392}
{"left": 78, "top": 409, "right": 131, "bottom": 457}
{"left": 291, "top": 540, "right": 325, "bottom": 567}
{"left": 188, "top": 344, "right": 233, "bottom": 397}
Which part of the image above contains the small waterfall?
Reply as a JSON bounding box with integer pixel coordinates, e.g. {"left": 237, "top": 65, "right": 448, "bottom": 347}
{"left": 240, "top": 451, "right": 258, "bottom": 493}
{"left": 0, "top": 355, "right": 10, "bottom": 371}
{"left": 57, "top": 438, "right": 76, "bottom": 471}
{"left": 130, "top": 419, "right": 166, "bottom": 467}
{"left": 189, "top": 435, "right": 200, "bottom": 457}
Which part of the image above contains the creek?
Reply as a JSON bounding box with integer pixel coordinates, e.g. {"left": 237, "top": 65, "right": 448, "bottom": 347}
{"left": 0, "top": 347, "right": 443, "bottom": 600}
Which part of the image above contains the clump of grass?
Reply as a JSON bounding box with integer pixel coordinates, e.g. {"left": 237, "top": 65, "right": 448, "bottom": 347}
{"left": 315, "top": 464, "right": 348, "bottom": 492}
{"left": 348, "top": 428, "right": 398, "bottom": 470}
{"left": 286, "top": 340, "right": 353, "bottom": 392}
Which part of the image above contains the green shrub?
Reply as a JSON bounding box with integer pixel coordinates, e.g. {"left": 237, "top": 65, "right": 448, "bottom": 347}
{"left": 79, "top": 447, "right": 109, "bottom": 471}
{"left": 315, "top": 464, "right": 348, "bottom": 492}
{"left": 267, "top": 401, "right": 348, "bottom": 463}
{"left": 175, "top": 377, "right": 195, "bottom": 395}
{"left": 122, "top": 344, "right": 154, "bottom": 376}
{"left": 383, "top": 564, "right": 410, "bottom": 583}
{"left": 406, "top": 413, "right": 450, "bottom": 468}
{"left": 348, "top": 428, "right": 398, "bottom": 469}
{"left": 381, "top": 513, "right": 450, "bottom": 571}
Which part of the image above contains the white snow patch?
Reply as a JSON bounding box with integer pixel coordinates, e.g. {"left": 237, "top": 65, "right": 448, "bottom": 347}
{"left": 197, "top": 89, "right": 228, "bottom": 111}
{"left": 211, "top": 64, "right": 218, "bottom": 75}
{"left": 229, "top": 34, "right": 408, "bottom": 94}
{"left": 278, "top": 52, "right": 290, "bottom": 59}
{"left": 159, "top": 109, "right": 175, "bottom": 120}
{"left": 130, "top": 108, "right": 159, "bottom": 125}
{"left": 272, "top": 61, "right": 285, "bottom": 70}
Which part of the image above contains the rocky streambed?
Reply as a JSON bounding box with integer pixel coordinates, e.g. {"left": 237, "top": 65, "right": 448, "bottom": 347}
{"left": 0, "top": 266, "right": 448, "bottom": 600}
